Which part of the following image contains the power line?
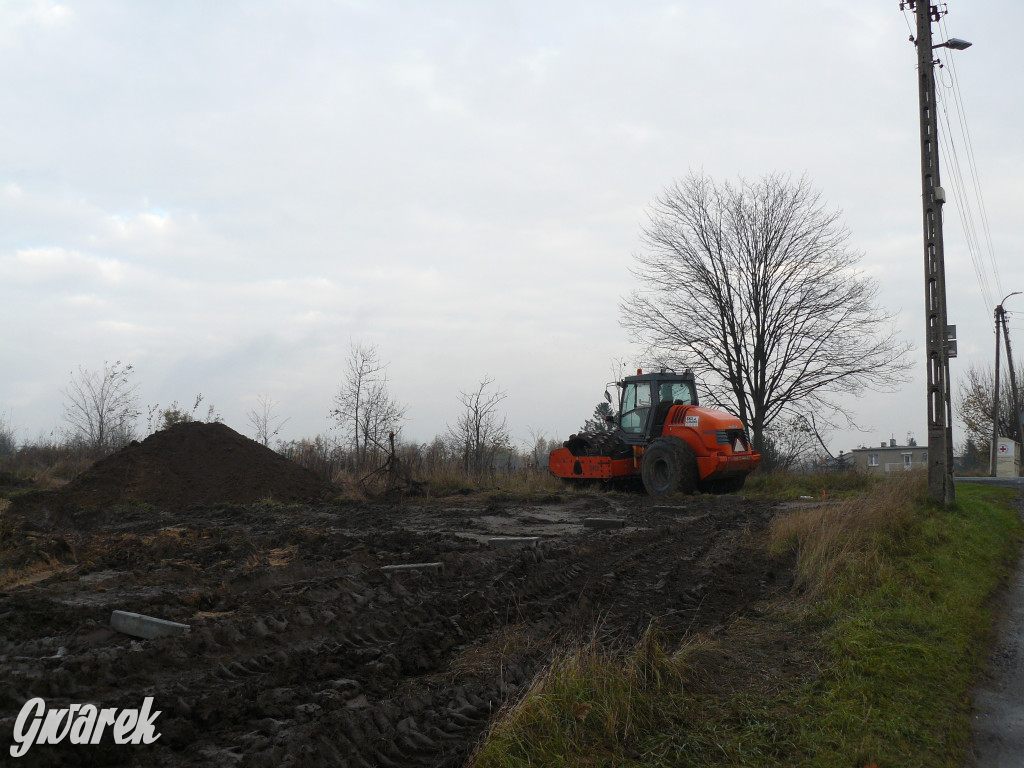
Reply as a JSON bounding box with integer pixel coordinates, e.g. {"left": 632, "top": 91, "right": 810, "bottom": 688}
{"left": 902, "top": 7, "right": 914, "bottom": 34}
{"left": 909, "top": 5, "right": 995, "bottom": 319}
{"left": 938, "top": 14, "right": 1003, "bottom": 299}
{"left": 934, "top": 81, "right": 993, "bottom": 313}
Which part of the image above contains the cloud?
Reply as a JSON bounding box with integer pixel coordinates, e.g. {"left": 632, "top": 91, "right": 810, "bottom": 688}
{"left": 0, "top": 1, "right": 1021, "bottom": 455}
{"left": 0, "top": 0, "right": 71, "bottom": 37}
{"left": 11, "top": 247, "right": 128, "bottom": 285}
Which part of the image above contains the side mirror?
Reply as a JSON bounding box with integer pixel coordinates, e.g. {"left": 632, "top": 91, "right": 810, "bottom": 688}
{"left": 604, "top": 390, "right": 612, "bottom": 403}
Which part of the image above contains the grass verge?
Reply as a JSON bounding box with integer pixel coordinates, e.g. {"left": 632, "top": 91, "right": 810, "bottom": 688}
{"left": 744, "top": 469, "right": 880, "bottom": 501}
{"left": 471, "top": 476, "right": 1021, "bottom": 767}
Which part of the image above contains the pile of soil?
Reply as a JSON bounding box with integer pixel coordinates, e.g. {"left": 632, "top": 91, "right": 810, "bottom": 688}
{"left": 21, "top": 422, "right": 336, "bottom": 512}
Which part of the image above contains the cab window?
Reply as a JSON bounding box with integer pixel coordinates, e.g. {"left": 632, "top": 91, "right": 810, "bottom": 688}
{"left": 620, "top": 382, "right": 652, "bottom": 434}
{"left": 658, "top": 381, "right": 695, "bottom": 405}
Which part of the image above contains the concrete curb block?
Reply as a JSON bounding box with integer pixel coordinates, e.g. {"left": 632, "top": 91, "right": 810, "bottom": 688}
{"left": 381, "top": 562, "right": 444, "bottom": 573}
{"left": 111, "top": 610, "right": 191, "bottom": 640}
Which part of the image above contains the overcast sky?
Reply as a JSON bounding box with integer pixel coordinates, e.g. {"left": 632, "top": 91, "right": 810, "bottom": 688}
{"left": 2, "top": 0, "right": 1022, "bottom": 457}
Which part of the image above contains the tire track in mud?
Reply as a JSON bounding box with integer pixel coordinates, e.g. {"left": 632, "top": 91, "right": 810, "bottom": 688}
{"left": 0, "top": 496, "right": 785, "bottom": 767}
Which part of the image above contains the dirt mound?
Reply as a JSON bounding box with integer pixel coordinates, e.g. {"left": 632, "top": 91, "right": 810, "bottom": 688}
{"left": 28, "top": 422, "right": 336, "bottom": 511}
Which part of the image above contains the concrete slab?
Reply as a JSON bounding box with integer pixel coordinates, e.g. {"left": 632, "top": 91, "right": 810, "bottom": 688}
{"left": 110, "top": 610, "right": 190, "bottom": 640}
{"left": 381, "top": 562, "right": 444, "bottom": 573}
{"left": 583, "top": 518, "right": 625, "bottom": 529}
{"left": 488, "top": 536, "right": 540, "bottom": 549}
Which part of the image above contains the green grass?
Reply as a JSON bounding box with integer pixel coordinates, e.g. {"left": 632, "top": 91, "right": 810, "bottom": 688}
{"left": 799, "top": 482, "right": 1021, "bottom": 767}
{"left": 472, "top": 479, "right": 1021, "bottom": 768}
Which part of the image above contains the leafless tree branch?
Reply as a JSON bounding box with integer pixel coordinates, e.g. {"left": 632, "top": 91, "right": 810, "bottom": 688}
{"left": 330, "top": 342, "right": 407, "bottom": 470}
{"left": 248, "top": 394, "right": 291, "bottom": 447}
{"left": 447, "top": 376, "right": 509, "bottom": 474}
{"left": 61, "top": 360, "right": 140, "bottom": 451}
{"left": 621, "top": 171, "right": 913, "bottom": 451}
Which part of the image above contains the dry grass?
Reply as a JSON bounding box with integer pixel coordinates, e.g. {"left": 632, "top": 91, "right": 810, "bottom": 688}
{"left": 1, "top": 444, "right": 102, "bottom": 489}
{"left": 148, "top": 526, "right": 203, "bottom": 558}
{"left": 0, "top": 563, "right": 75, "bottom": 590}
{"left": 449, "top": 623, "right": 548, "bottom": 682}
{"left": 327, "top": 466, "right": 569, "bottom": 502}
{"left": 768, "top": 470, "right": 925, "bottom": 594}
{"left": 0, "top": 518, "right": 79, "bottom": 589}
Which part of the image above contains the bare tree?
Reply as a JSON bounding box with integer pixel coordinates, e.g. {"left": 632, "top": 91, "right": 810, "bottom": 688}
{"left": 759, "top": 416, "right": 818, "bottom": 472}
{"left": 957, "top": 361, "right": 1023, "bottom": 462}
{"left": 621, "top": 171, "right": 912, "bottom": 452}
{"left": 330, "top": 342, "right": 406, "bottom": 468}
{"left": 277, "top": 434, "right": 345, "bottom": 481}
{"left": 0, "top": 411, "right": 15, "bottom": 456}
{"left": 447, "top": 376, "right": 509, "bottom": 474}
{"left": 62, "top": 360, "right": 140, "bottom": 451}
{"left": 524, "top": 426, "right": 551, "bottom": 472}
{"left": 247, "top": 394, "right": 290, "bottom": 447}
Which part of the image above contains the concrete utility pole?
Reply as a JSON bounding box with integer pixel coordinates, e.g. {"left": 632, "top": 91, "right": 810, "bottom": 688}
{"left": 990, "top": 294, "right": 1021, "bottom": 476}
{"left": 1002, "top": 309, "right": 1022, "bottom": 445}
{"left": 991, "top": 303, "right": 1003, "bottom": 477}
{"left": 906, "top": 0, "right": 962, "bottom": 504}
{"left": 996, "top": 294, "right": 1023, "bottom": 476}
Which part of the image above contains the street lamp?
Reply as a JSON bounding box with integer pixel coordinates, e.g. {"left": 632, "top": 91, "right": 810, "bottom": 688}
{"left": 934, "top": 37, "right": 972, "bottom": 50}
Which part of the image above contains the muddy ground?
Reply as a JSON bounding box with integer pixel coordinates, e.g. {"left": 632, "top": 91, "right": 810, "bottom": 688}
{"left": 1, "top": 488, "right": 788, "bottom": 767}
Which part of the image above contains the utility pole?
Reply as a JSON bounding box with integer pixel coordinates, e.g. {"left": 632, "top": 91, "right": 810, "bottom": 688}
{"left": 999, "top": 295, "right": 1023, "bottom": 469}
{"left": 991, "top": 293, "right": 1022, "bottom": 475}
{"left": 991, "top": 304, "right": 1003, "bottom": 476}
{"left": 1002, "top": 309, "right": 1021, "bottom": 446}
{"left": 906, "top": 0, "right": 961, "bottom": 504}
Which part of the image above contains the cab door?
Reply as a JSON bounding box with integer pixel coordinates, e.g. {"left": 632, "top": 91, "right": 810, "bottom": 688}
{"left": 619, "top": 381, "right": 652, "bottom": 441}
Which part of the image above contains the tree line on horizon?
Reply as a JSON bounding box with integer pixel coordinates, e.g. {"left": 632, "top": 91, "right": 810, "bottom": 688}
{"left": 0, "top": 346, "right": 554, "bottom": 486}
